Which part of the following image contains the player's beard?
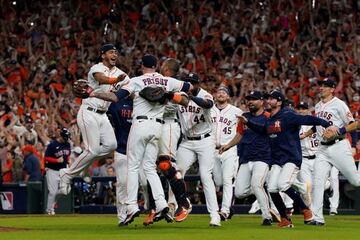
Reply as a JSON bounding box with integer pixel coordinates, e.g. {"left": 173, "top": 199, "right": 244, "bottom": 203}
{"left": 249, "top": 105, "right": 258, "bottom": 113}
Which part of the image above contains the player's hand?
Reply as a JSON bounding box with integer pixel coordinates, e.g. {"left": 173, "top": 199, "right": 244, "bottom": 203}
{"left": 322, "top": 126, "right": 340, "bottom": 140}
{"left": 219, "top": 145, "right": 229, "bottom": 154}
{"left": 117, "top": 74, "right": 127, "bottom": 82}
{"left": 236, "top": 114, "right": 248, "bottom": 124}
{"left": 299, "top": 133, "right": 306, "bottom": 140}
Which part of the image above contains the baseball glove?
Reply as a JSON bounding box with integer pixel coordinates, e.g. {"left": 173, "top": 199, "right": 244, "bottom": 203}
{"left": 73, "top": 79, "right": 93, "bottom": 99}
{"left": 139, "top": 86, "right": 167, "bottom": 104}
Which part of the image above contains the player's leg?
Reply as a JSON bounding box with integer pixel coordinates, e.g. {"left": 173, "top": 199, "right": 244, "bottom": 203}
{"left": 278, "top": 162, "right": 312, "bottom": 223}
{"left": 59, "top": 108, "right": 101, "bottom": 193}
{"left": 298, "top": 159, "right": 314, "bottom": 208}
{"left": 46, "top": 169, "right": 59, "bottom": 215}
{"left": 158, "top": 122, "right": 190, "bottom": 221}
{"left": 124, "top": 122, "right": 148, "bottom": 222}
{"left": 251, "top": 161, "right": 272, "bottom": 223}
{"left": 98, "top": 115, "right": 117, "bottom": 156}
{"left": 114, "top": 151, "right": 127, "bottom": 226}
{"left": 217, "top": 151, "right": 238, "bottom": 219}
{"left": 213, "top": 152, "right": 223, "bottom": 193}
{"left": 234, "top": 162, "right": 252, "bottom": 198}
{"left": 267, "top": 165, "right": 292, "bottom": 227}
{"left": 328, "top": 167, "right": 339, "bottom": 215}
{"left": 195, "top": 137, "right": 221, "bottom": 226}
{"left": 311, "top": 149, "right": 332, "bottom": 224}
{"left": 330, "top": 140, "right": 360, "bottom": 186}
{"left": 141, "top": 124, "right": 169, "bottom": 216}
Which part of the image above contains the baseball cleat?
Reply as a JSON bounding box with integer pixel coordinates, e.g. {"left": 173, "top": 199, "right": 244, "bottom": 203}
{"left": 306, "top": 220, "right": 325, "bottom": 226}
{"left": 329, "top": 208, "right": 338, "bottom": 216}
{"left": 124, "top": 210, "right": 140, "bottom": 225}
{"left": 209, "top": 215, "right": 221, "bottom": 227}
{"left": 143, "top": 210, "right": 156, "bottom": 226}
{"left": 248, "top": 201, "right": 260, "bottom": 214}
{"left": 218, "top": 211, "right": 229, "bottom": 221}
{"left": 262, "top": 218, "right": 272, "bottom": 226}
{"left": 175, "top": 204, "right": 192, "bottom": 222}
{"left": 303, "top": 208, "right": 313, "bottom": 224}
{"left": 277, "top": 218, "right": 294, "bottom": 228}
{"left": 270, "top": 209, "right": 281, "bottom": 223}
{"left": 118, "top": 221, "right": 128, "bottom": 227}
{"left": 47, "top": 210, "right": 55, "bottom": 216}
{"left": 153, "top": 207, "right": 173, "bottom": 223}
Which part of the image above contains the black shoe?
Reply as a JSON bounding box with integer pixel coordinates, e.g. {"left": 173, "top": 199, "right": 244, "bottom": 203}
{"left": 153, "top": 207, "right": 173, "bottom": 223}
{"left": 118, "top": 221, "right": 128, "bottom": 227}
{"left": 124, "top": 210, "right": 140, "bottom": 225}
{"left": 306, "top": 220, "right": 325, "bottom": 226}
{"left": 262, "top": 218, "right": 272, "bottom": 226}
{"left": 218, "top": 211, "right": 228, "bottom": 221}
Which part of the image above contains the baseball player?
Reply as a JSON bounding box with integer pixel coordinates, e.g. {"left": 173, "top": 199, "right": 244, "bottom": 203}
{"left": 91, "top": 54, "right": 191, "bottom": 225}
{"left": 44, "top": 128, "right": 71, "bottom": 215}
{"left": 176, "top": 72, "right": 221, "bottom": 227}
{"left": 297, "top": 102, "right": 340, "bottom": 212}
{"left": 238, "top": 90, "right": 332, "bottom": 227}
{"left": 211, "top": 86, "right": 243, "bottom": 221}
{"left": 143, "top": 58, "right": 192, "bottom": 226}
{"left": 106, "top": 96, "right": 150, "bottom": 226}
{"left": 220, "top": 91, "right": 275, "bottom": 225}
{"left": 58, "top": 44, "right": 129, "bottom": 195}
{"left": 306, "top": 79, "right": 360, "bottom": 225}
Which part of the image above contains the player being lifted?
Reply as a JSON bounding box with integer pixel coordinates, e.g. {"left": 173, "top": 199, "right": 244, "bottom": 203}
{"left": 211, "top": 86, "right": 243, "bottom": 221}
{"left": 89, "top": 54, "right": 191, "bottom": 225}
{"left": 59, "top": 44, "right": 129, "bottom": 195}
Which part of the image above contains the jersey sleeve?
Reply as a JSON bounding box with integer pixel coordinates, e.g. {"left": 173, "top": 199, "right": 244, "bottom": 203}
{"left": 88, "top": 64, "right": 103, "bottom": 76}
{"left": 121, "top": 77, "right": 137, "bottom": 94}
{"left": 167, "top": 77, "right": 184, "bottom": 92}
{"left": 338, "top": 101, "right": 355, "bottom": 125}
{"left": 113, "top": 73, "right": 131, "bottom": 91}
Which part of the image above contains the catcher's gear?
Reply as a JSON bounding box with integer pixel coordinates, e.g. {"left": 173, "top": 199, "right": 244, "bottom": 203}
{"left": 139, "top": 86, "right": 168, "bottom": 103}
{"left": 73, "top": 79, "right": 93, "bottom": 99}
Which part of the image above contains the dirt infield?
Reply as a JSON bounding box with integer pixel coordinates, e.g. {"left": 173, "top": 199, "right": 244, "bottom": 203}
{"left": 0, "top": 226, "right": 30, "bottom": 232}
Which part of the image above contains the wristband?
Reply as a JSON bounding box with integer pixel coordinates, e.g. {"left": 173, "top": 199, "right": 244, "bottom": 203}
{"left": 108, "top": 77, "right": 117, "bottom": 84}
{"left": 172, "top": 92, "right": 182, "bottom": 103}
{"left": 338, "top": 127, "right": 346, "bottom": 135}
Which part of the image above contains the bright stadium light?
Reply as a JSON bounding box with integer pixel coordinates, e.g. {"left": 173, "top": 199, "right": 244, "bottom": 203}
{"left": 12, "top": 1, "right": 16, "bottom": 5}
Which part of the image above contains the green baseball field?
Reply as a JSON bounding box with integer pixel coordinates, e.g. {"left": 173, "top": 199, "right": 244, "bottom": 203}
{"left": 1, "top": 214, "right": 359, "bottom": 240}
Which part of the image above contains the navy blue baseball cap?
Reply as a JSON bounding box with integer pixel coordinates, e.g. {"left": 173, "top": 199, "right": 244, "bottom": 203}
{"left": 184, "top": 72, "right": 200, "bottom": 83}
{"left": 318, "top": 78, "right": 336, "bottom": 88}
{"left": 60, "top": 128, "right": 71, "bottom": 141}
{"left": 100, "top": 44, "right": 117, "bottom": 54}
{"left": 217, "top": 86, "right": 230, "bottom": 95}
{"left": 142, "top": 54, "right": 157, "bottom": 68}
{"left": 245, "top": 91, "right": 264, "bottom": 100}
{"left": 266, "top": 90, "right": 285, "bottom": 102}
{"left": 296, "top": 101, "right": 309, "bottom": 109}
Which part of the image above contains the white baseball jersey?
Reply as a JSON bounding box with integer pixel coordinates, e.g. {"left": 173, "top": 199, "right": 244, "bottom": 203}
{"left": 178, "top": 88, "right": 213, "bottom": 137}
{"left": 315, "top": 97, "right": 354, "bottom": 142}
{"left": 299, "top": 125, "right": 317, "bottom": 157}
{"left": 211, "top": 104, "right": 243, "bottom": 147}
{"left": 82, "top": 63, "right": 129, "bottom": 111}
{"left": 122, "top": 72, "right": 184, "bottom": 118}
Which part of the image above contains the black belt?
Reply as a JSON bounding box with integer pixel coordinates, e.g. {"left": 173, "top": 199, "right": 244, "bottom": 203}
{"left": 303, "top": 155, "right": 316, "bottom": 159}
{"left": 87, "top": 107, "right": 106, "bottom": 114}
{"left": 136, "top": 116, "right": 164, "bottom": 124}
{"left": 321, "top": 138, "right": 344, "bottom": 146}
{"left": 185, "top": 133, "right": 211, "bottom": 141}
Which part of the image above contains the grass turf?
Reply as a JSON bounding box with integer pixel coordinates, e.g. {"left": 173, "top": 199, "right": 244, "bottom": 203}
{"left": 1, "top": 214, "right": 360, "bottom": 240}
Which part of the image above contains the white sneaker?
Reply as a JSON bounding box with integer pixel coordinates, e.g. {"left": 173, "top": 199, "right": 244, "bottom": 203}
{"left": 329, "top": 208, "right": 338, "bottom": 216}
{"left": 209, "top": 214, "right": 221, "bottom": 227}
{"left": 248, "top": 200, "right": 260, "bottom": 214}
{"left": 47, "top": 210, "right": 55, "bottom": 216}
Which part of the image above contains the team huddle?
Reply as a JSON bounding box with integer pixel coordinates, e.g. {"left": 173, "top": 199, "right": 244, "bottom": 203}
{"left": 45, "top": 44, "right": 360, "bottom": 228}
